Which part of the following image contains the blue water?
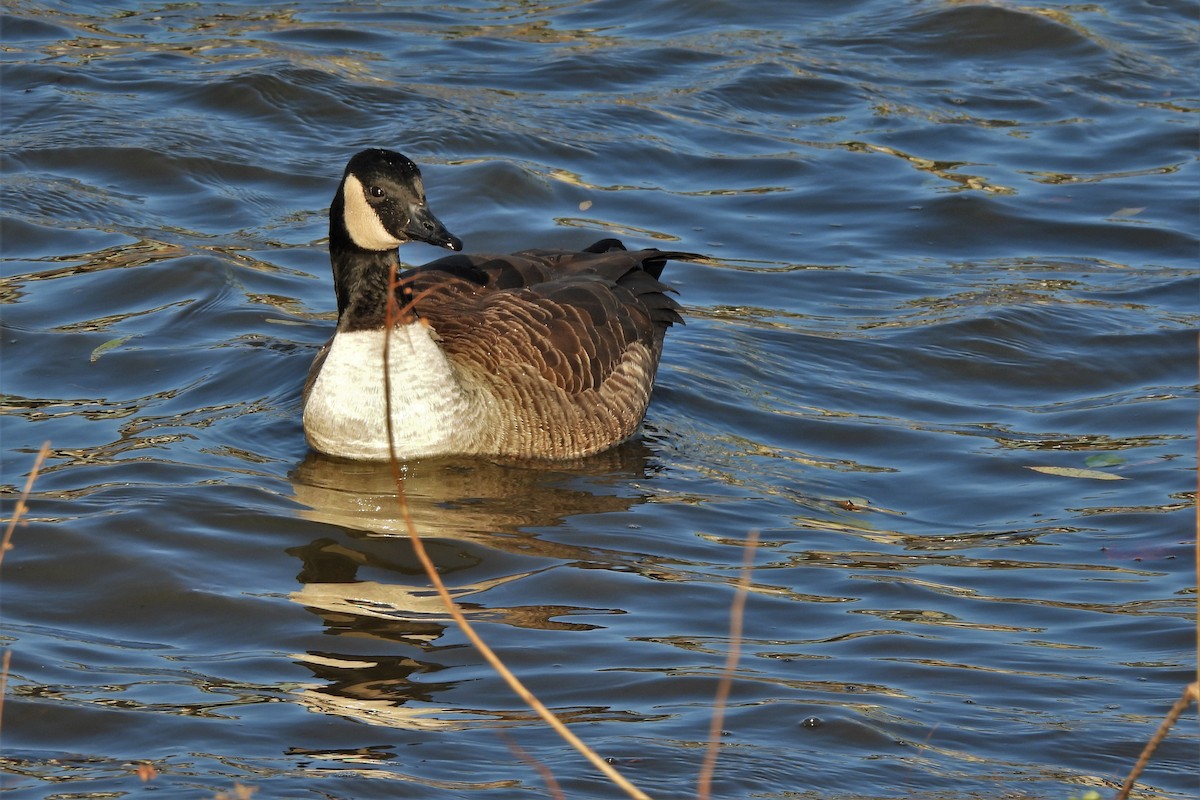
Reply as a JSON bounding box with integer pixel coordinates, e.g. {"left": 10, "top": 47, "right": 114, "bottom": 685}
{"left": 1, "top": 2, "right": 1196, "bottom": 798}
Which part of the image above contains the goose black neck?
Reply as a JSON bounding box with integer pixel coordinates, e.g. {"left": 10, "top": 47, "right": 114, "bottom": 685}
{"left": 329, "top": 193, "right": 403, "bottom": 331}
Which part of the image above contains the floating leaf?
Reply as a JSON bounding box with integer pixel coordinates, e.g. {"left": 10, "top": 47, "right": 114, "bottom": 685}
{"left": 1026, "top": 465, "right": 1127, "bottom": 481}
{"left": 90, "top": 334, "right": 133, "bottom": 363}
{"left": 1110, "top": 206, "right": 1145, "bottom": 218}
{"left": 1084, "top": 453, "right": 1126, "bottom": 468}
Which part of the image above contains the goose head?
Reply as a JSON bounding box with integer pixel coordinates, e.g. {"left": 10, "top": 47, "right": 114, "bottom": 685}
{"left": 328, "top": 148, "right": 463, "bottom": 319}
{"left": 331, "top": 148, "right": 463, "bottom": 253}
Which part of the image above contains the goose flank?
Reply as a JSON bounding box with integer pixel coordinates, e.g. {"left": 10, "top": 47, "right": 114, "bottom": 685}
{"left": 302, "top": 148, "right": 697, "bottom": 461}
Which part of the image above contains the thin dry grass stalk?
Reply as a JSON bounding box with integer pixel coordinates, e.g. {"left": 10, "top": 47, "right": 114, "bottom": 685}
{"left": 0, "top": 440, "right": 51, "bottom": 570}
{"left": 1115, "top": 681, "right": 1199, "bottom": 800}
{"left": 0, "top": 441, "right": 51, "bottom": 734}
{"left": 501, "top": 731, "right": 566, "bottom": 800}
{"left": 1115, "top": 460, "right": 1199, "bottom": 800}
{"left": 381, "top": 264, "right": 652, "bottom": 800}
{"left": 0, "top": 649, "right": 10, "bottom": 734}
{"left": 697, "top": 529, "right": 758, "bottom": 800}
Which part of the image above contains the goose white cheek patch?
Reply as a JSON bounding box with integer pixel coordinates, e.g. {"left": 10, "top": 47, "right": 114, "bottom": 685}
{"left": 341, "top": 174, "right": 403, "bottom": 251}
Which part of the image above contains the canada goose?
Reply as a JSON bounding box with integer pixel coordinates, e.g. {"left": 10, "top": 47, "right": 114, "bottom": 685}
{"left": 302, "top": 148, "right": 696, "bottom": 461}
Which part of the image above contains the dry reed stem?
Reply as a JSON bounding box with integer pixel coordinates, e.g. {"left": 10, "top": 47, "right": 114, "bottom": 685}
{"left": 382, "top": 263, "right": 652, "bottom": 800}
{"left": 501, "top": 732, "right": 566, "bottom": 800}
{"left": 0, "top": 649, "right": 10, "bottom": 734}
{"left": 0, "top": 441, "right": 50, "bottom": 733}
{"left": 697, "top": 529, "right": 758, "bottom": 800}
{"left": 1115, "top": 442, "right": 1199, "bottom": 800}
{"left": 0, "top": 441, "right": 51, "bottom": 570}
{"left": 1114, "top": 681, "right": 1199, "bottom": 800}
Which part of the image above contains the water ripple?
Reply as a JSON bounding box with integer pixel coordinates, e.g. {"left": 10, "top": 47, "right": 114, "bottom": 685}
{"left": 2, "top": 2, "right": 1195, "bottom": 798}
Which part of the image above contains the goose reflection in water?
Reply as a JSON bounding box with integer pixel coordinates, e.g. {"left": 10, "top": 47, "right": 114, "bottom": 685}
{"left": 284, "top": 444, "right": 665, "bottom": 729}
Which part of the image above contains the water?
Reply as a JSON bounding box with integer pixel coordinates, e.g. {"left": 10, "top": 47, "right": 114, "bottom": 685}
{"left": 1, "top": 1, "right": 1196, "bottom": 798}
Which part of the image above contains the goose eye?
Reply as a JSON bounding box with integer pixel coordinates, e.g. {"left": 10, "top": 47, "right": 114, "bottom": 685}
{"left": 368, "top": 186, "right": 385, "bottom": 199}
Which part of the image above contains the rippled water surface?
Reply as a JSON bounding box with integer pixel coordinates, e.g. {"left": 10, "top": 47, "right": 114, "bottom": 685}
{"left": 2, "top": 2, "right": 1196, "bottom": 798}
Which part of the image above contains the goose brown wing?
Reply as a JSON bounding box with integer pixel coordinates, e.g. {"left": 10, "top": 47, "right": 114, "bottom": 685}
{"left": 404, "top": 247, "right": 693, "bottom": 393}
